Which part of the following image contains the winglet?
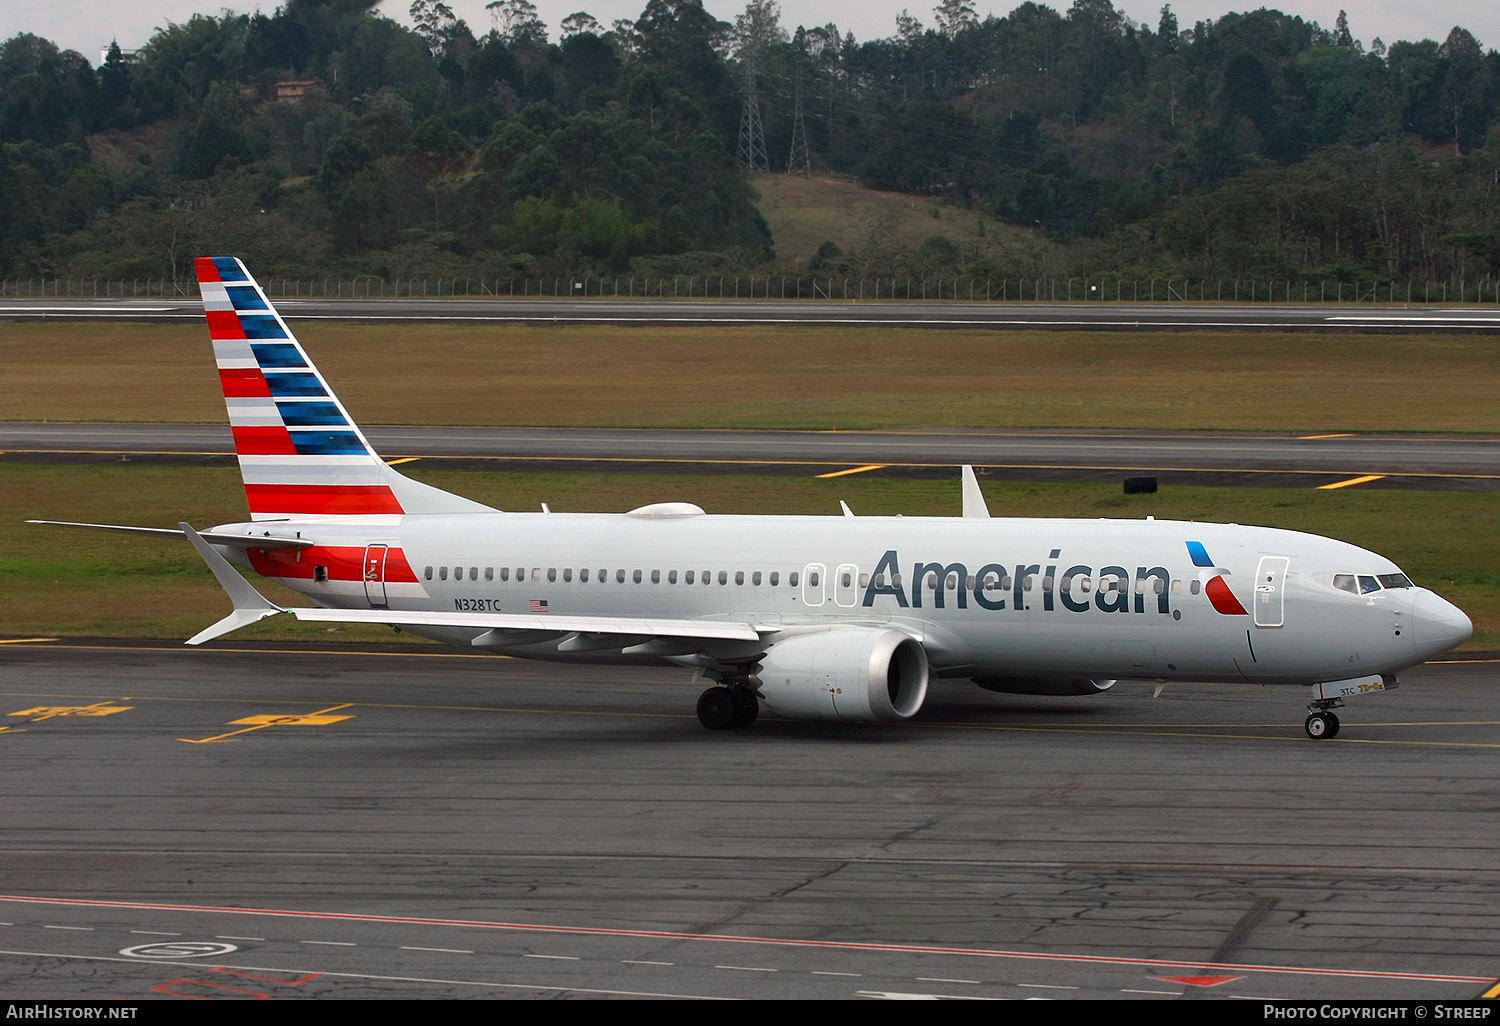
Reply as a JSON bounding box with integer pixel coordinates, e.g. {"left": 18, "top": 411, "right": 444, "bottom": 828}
{"left": 180, "top": 522, "right": 285, "bottom": 645}
{"left": 840, "top": 500, "right": 855, "bottom": 518}
{"left": 961, "top": 465, "right": 991, "bottom": 519}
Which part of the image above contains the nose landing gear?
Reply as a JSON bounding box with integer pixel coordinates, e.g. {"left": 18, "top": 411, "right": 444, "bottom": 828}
{"left": 1305, "top": 698, "right": 1343, "bottom": 739}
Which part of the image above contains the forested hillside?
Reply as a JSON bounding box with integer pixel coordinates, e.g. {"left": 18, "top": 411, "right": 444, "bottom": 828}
{"left": 1, "top": 0, "right": 1497, "bottom": 286}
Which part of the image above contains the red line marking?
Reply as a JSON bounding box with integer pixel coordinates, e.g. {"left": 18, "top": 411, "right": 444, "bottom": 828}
{"left": 243, "top": 484, "right": 403, "bottom": 516}
{"left": 0, "top": 894, "right": 1490, "bottom": 985}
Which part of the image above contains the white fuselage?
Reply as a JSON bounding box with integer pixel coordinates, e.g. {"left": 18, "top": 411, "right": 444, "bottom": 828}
{"left": 220, "top": 510, "right": 1468, "bottom": 686}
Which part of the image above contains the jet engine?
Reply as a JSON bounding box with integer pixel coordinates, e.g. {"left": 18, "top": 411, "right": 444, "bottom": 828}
{"left": 972, "top": 676, "right": 1117, "bottom": 696}
{"left": 752, "top": 627, "right": 929, "bottom": 723}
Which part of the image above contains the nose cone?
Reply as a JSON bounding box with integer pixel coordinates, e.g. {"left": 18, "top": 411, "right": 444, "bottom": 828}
{"left": 1411, "top": 591, "right": 1473, "bottom": 659}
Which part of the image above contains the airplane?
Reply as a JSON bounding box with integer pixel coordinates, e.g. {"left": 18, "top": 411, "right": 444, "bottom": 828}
{"left": 30, "top": 257, "right": 1473, "bottom": 738}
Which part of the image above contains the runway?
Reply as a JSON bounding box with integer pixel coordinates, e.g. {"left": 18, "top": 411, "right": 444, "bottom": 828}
{"left": 4, "top": 297, "right": 1500, "bottom": 332}
{"left": 0, "top": 640, "right": 1496, "bottom": 1000}
{"left": 3, "top": 423, "right": 1497, "bottom": 490}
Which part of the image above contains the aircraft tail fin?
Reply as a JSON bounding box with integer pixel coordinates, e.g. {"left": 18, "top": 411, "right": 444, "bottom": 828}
{"left": 195, "top": 257, "right": 494, "bottom": 521}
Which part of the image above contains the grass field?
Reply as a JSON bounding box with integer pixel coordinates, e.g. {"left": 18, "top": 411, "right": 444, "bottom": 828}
{"left": 4, "top": 322, "right": 1498, "bottom": 433}
{"left": 752, "top": 173, "right": 1042, "bottom": 269}
{"left": 3, "top": 465, "right": 1494, "bottom": 649}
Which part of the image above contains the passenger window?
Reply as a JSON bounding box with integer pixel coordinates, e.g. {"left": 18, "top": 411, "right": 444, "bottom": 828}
{"left": 1333, "top": 574, "right": 1357, "bottom": 595}
{"left": 563, "top": 568, "right": 572, "bottom": 582}
{"left": 945, "top": 573, "right": 956, "bottom": 591}
{"left": 1171, "top": 579, "right": 1182, "bottom": 595}
{"left": 580, "top": 568, "right": 589, "bottom": 582}
{"left": 633, "top": 569, "right": 642, "bottom": 584}
{"left": 470, "top": 567, "right": 478, "bottom": 581}
{"left": 547, "top": 568, "right": 556, "bottom": 583}
{"left": 735, "top": 571, "right": 744, "bottom": 585}
{"left": 770, "top": 572, "right": 779, "bottom": 586}
{"left": 718, "top": 570, "right": 728, "bottom": 585}
{"left": 454, "top": 566, "right": 462, "bottom": 581}
{"left": 809, "top": 571, "right": 820, "bottom": 587}
{"left": 484, "top": 567, "right": 493, "bottom": 582}
{"left": 843, "top": 572, "right": 854, "bottom": 588}
{"left": 651, "top": 569, "right": 660, "bottom": 584}
{"left": 530, "top": 568, "right": 541, "bottom": 582}
{"left": 1042, "top": 576, "right": 1052, "bottom": 592}
{"left": 1359, "top": 575, "right": 1382, "bottom": 594}
{"left": 753, "top": 571, "right": 762, "bottom": 586}
{"left": 789, "top": 571, "right": 799, "bottom": 587}
{"left": 425, "top": 566, "right": 433, "bottom": 580}
{"left": 669, "top": 570, "right": 677, "bottom": 584}
{"left": 1190, "top": 580, "right": 1200, "bottom": 595}
{"left": 616, "top": 569, "right": 626, "bottom": 583}
{"left": 516, "top": 567, "right": 525, "bottom": 581}
{"left": 874, "top": 573, "right": 884, "bottom": 588}
{"left": 598, "top": 569, "right": 606, "bottom": 583}
{"left": 685, "top": 570, "right": 695, "bottom": 584}
{"left": 892, "top": 574, "right": 902, "bottom": 588}
{"left": 1060, "top": 575, "right": 1071, "bottom": 590}
{"left": 1153, "top": 578, "right": 1165, "bottom": 594}
{"left": 439, "top": 566, "right": 448, "bottom": 581}
{"left": 1001, "top": 576, "right": 1012, "bottom": 590}
{"left": 500, "top": 567, "right": 510, "bottom": 581}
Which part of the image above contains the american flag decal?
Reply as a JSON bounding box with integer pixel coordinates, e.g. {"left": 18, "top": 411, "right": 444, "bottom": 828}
{"left": 529, "top": 599, "right": 549, "bottom": 613}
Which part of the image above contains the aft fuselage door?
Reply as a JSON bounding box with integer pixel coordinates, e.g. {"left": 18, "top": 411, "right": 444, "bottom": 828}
{"left": 363, "top": 544, "right": 389, "bottom": 607}
{"left": 834, "top": 563, "right": 859, "bottom": 607}
{"left": 1254, "top": 556, "right": 1289, "bottom": 628}
{"left": 803, "top": 563, "right": 826, "bottom": 607}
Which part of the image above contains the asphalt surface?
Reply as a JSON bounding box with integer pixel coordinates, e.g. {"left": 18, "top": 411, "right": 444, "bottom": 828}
{"left": 4, "top": 296, "right": 1500, "bottom": 332}
{"left": 4, "top": 423, "right": 1497, "bottom": 491}
{"left": 0, "top": 640, "right": 1495, "bottom": 1000}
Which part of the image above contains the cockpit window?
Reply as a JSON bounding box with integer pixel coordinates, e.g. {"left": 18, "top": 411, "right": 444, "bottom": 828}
{"left": 1378, "top": 573, "right": 1413, "bottom": 589}
{"left": 1358, "top": 575, "right": 1382, "bottom": 594}
{"left": 1333, "top": 574, "right": 1358, "bottom": 595}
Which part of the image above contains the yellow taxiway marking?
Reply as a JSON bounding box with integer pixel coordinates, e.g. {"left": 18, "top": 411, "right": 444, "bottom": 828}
{"left": 0, "top": 638, "right": 58, "bottom": 645}
{"left": 1482, "top": 980, "right": 1500, "bottom": 999}
{"left": 385, "top": 456, "right": 421, "bottom": 466}
{"left": 178, "top": 703, "right": 354, "bottom": 744}
{"left": 8, "top": 700, "right": 133, "bottom": 721}
{"left": 1299, "top": 433, "right": 1355, "bottom": 440}
{"left": 816, "top": 464, "right": 888, "bottom": 479}
{"left": 1317, "top": 474, "right": 1386, "bottom": 490}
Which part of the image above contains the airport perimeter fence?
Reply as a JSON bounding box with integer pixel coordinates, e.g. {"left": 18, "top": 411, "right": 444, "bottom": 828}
{"left": 5, "top": 275, "right": 1500, "bottom": 304}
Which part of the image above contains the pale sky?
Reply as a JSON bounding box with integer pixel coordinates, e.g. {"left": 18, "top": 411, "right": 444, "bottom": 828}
{"left": 4, "top": 0, "right": 1490, "bottom": 67}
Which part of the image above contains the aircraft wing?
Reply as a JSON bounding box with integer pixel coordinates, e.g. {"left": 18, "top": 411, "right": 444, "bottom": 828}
{"left": 178, "top": 522, "right": 765, "bottom": 649}
{"left": 28, "top": 520, "right": 313, "bottom": 550}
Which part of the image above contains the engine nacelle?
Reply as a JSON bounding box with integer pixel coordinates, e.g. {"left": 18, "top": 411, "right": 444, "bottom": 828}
{"left": 752, "top": 628, "right": 929, "bottom": 723}
{"left": 973, "top": 676, "right": 1117, "bottom": 696}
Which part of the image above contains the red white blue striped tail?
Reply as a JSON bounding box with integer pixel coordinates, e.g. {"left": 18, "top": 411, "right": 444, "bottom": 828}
{"left": 196, "top": 257, "right": 493, "bottom": 521}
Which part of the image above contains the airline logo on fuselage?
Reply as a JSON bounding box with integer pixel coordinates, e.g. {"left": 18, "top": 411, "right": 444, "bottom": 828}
{"left": 859, "top": 542, "right": 1248, "bottom": 616}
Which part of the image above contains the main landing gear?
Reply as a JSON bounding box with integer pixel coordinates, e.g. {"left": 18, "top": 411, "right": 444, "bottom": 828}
{"left": 1304, "top": 698, "right": 1343, "bottom": 739}
{"left": 696, "top": 683, "right": 759, "bottom": 730}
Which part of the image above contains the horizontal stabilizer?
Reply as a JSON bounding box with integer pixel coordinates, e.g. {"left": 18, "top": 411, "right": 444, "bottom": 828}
{"left": 180, "top": 522, "right": 286, "bottom": 645}
{"left": 28, "top": 520, "right": 312, "bottom": 550}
